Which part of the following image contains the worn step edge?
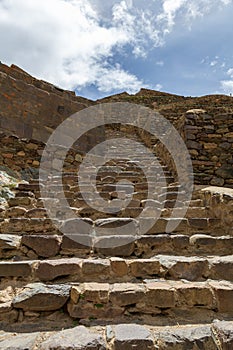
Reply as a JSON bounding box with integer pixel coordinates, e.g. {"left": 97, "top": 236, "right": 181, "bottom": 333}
{"left": 0, "top": 255, "right": 233, "bottom": 283}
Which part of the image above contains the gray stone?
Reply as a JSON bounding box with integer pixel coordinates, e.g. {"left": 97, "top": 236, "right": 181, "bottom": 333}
{"left": 211, "top": 320, "right": 233, "bottom": 350}
{"left": 0, "top": 234, "right": 21, "bottom": 249}
{"left": 216, "top": 166, "right": 233, "bottom": 179}
{"left": 210, "top": 177, "right": 225, "bottom": 187}
{"left": 158, "top": 255, "right": 209, "bottom": 281}
{"left": 12, "top": 283, "right": 70, "bottom": 311}
{"left": 60, "top": 218, "right": 94, "bottom": 235}
{"left": 209, "top": 256, "right": 233, "bottom": 281}
{"left": 95, "top": 218, "right": 138, "bottom": 237}
{"left": 61, "top": 235, "right": 92, "bottom": 252}
{"left": 40, "top": 325, "right": 106, "bottom": 350}
{"left": 155, "top": 326, "right": 215, "bottom": 349}
{"left": 112, "top": 324, "right": 154, "bottom": 350}
{"left": 0, "top": 332, "right": 40, "bottom": 350}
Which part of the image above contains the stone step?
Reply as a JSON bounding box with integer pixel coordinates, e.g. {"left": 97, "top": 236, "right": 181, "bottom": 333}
{"left": 1, "top": 320, "right": 233, "bottom": 349}
{"left": 161, "top": 207, "right": 209, "bottom": 218}
{"left": 139, "top": 217, "right": 224, "bottom": 236}
{"left": 1, "top": 214, "right": 224, "bottom": 236}
{"left": 0, "top": 255, "right": 232, "bottom": 283}
{"left": 0, "top": 280, "right": 232, "bottom": 322}
{"left": 1, "top": 232, "right": 232, "bottom": 260}
{"left": 0, "top": 218, "right": 59, "bottom": 234}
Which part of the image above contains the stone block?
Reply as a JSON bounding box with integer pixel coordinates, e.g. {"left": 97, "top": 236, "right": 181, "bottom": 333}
{"left": 40, "top": 325, "right": 106, "bottom": 350}
{"left": 111, "top": 324, "right": 154, "bottom": 350}
{"left": 129, "top": 259, "right": 160, "bottom": 277}
{"left": 36, "top": 258, "right": 82, "bottom": 281}
{"left": 110, "top": 283, "right": 145, "bottom": 306}
{"left": 22, "top": 235, "right": 61, "bottom": 258}
{"left": 12, "top": 283, "right": 70, "bottom": 311}
{"left": 0, "top": 262, "right": 33, "bottom": 277}
{"left": 145, "top": 281, "right": 175, "bottom": 309}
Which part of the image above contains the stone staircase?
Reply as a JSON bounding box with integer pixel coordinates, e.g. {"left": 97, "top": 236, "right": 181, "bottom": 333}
{"left": 0, "top": 129, "right": 233, "bottom": 349}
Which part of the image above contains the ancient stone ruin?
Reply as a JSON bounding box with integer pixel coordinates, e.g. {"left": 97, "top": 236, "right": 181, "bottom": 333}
{"left": 0, "top": 62, "right": 233, "bottom": 349}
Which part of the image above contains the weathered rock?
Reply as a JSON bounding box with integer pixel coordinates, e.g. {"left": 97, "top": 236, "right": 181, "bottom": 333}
{"left": 158, "top": 255, "right": 209, "bottom": 281}
{"left": 216, "top": 166, "right": 233, "bottom": 179}
{"left": 94, "top": 236, "right": 135, "bottom": 256}
{"left": 5, "top": 206, "right": 27, "bottom": 218}
{"left": 209, "top": 256, "right": 233, "bottom": 281}
{"left": 60, "top": 218, "right": 94, "bottom": 235}
{"left": 0, "top": 234, "right": 21, "bottom": 250}
{"left": 82, "top": 260, "right": 111, "bottom": 280}
{"left": 36, "top": 258, "right": 82, "bottom": 281}
{"left": 12, "top": 283, "right": 70, "bottom": 311}
{"left": 145, "top": 281, "right": 175, "bottom": 309}
{"left": 22, "top": 235, "right": 61, "bottom": 257}
{"left": 71, "top": 283, "right": 109, "bottom": 304}
{"left": 95, "top": 218, "right": 138, "bottom": 236}
{"left": 0, "top": 332, "right": 40, "bottom": 350}
{"left": 40, "top": 325, "right": 106, "bottom": 350}
{"left": 129, "top": 259, "right": 160, "bottom": 277}
{"left": 25, "top": 208, "right": 47, "bottom": 218}
{"left": 209, "top": 281, "right": 233, "bottom": 312}
{"left": 211, "top": 320, "right": 233, "bottom": 350}
{"left": 110, "top": 258, "right": 128, "bottom": 277}
{"left": 110, "top": 324, "right": 154, "bottom": 350}
{"left": 68, "top": 301, "right": 124, "bottom": 319}
{"left": 110, "top": 283, "right": 145, "bottom": 306}
{"left": 175, "top": 281, "right": 213, "bottom": 308}
{"left": 61, "top": 235, "right": 92, "bottom": 253}
{"left": 0, "top": 261, "right": 33, "bottom": 277}
{"left": 155, "top": 325, "right": 215, "bottom": 349}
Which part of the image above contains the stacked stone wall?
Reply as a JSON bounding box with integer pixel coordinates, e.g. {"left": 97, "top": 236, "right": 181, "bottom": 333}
{"left": 0, "top": 63, "right": 104, "bottom": 151}
{"left": 185, "top": 109, "right": 233, "bottom": 187}
{"left": 0, "top": 133, "right": 83, "bottom": 180}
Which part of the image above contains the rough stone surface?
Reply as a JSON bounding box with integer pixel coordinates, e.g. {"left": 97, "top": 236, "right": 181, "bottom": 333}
{"left": 211, "top": 321, "right": 233, "bottom": 350}
{"left": 0, "top": 332, "right": 40, "bottom": 350}
{"left": 40, "top": 326, "right": 106, "bottom": 350}
{"left": 155, "top": 326, "right": 215, "bottom": 349}
{"left": 111, "top": 324, "right": 154, "bottom": 350}
{"left": 0, "top": 261, "right": 33, "bottom": 277}
{"left": 22, "top": 235, "right": 61, "bottom": 258}
{"left": 0, "top": 234, "right": 21, "bottom": 250}
{"left": 36, "top": 259, "right": 82, "bottom": 281}
{"left": 12, "top": 283, "right": 70, "bottom": 311}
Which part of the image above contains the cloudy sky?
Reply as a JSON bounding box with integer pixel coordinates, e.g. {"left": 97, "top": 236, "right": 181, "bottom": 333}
{"left": 0, "top": 0, "right": 233, "bottom": 100}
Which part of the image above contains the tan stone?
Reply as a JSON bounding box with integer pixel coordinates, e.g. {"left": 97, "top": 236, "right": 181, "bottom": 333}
{"left": 110, "top": 257, "right": 128, "bottom": 277}
{"left": 68, "top": 301, "right": 124, "bottom": 319}
{"left": 110, "top": 283, "right": 145, "bottom": 306}
{"left": 145, "top": 282, "right": 175, "bottom": 308}
{"left": 175, "top": 282, "right": 213, "bottom": 308}
{"left": 129, "top": 259, "right": 160, "bottom": 277}
{"left": 209, "top": 281, "right": 233, "bottom": 312}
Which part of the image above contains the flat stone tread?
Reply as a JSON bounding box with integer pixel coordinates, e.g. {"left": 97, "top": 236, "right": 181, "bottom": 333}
{"left": 0, "top": 255, "right": 233, "bottom": 281}
{"left": 0, "top": 322, "right": 233, "bottom": 349}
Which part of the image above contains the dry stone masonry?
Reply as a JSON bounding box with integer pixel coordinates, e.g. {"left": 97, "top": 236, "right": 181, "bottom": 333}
{"left": 0, "top": 63, "right": 233, "bottom": 349}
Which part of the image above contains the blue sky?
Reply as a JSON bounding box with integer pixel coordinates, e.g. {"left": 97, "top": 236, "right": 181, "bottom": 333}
{"left": 0, "top": 0, "right": 233, "bottom": 100}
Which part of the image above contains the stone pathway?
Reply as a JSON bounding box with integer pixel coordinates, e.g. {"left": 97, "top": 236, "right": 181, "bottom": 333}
{"left": 0, "top": 128, "right": 232, "bottom": 349}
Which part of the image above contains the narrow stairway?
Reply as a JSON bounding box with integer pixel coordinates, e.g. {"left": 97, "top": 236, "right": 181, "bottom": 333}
{"left": 0, "top": 128, "right": 232, "bottom": 349}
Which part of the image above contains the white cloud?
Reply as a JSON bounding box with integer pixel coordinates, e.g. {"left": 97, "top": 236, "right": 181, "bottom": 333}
{"left": 156, "top": 61, "right": 164, "bottom": 66}
{"left": 220, "top": 67, "right": 233, "bottom": 94}
{"left": 155, "top": 83, "right": 163, "bottom": 90}
{"left": 210, "top": 61, "right": 218, "bottom": 66}
{"left": 221, "top": 80, "right": 233, "bottom": 94}
{"left": 227, "top": 68, "right": 233, "bottom": 77}
{"left": 0, "top": 0, "right": 232, "bottom": 95}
